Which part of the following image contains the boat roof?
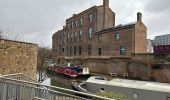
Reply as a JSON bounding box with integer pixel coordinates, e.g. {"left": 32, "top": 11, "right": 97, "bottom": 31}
{"left": 86, "top": 76, "right": 170, "bottom": 93}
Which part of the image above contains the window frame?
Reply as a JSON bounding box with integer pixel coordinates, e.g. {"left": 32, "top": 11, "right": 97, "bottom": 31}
{"left": 120, "top": 46, "right": 126, "bottom": 55}
{"left": 98, "top": 48, "right": 102, "bottom": 56}
{"left": 71, "top": 21, "right": 74, "bottom": 28}
{"left": 88, "top": 45, "right": 91, "bottom": 55}
{"left": 79, "top": 30, "right": 83, "bottom": 40}
{"left": 89, "top": 13, "right": 93, "bottom": 22}
{"left": 74, "top": 46, "right": 76, "bottom": 56}
{"left": 80, "top": 18, "right": 83, "bottom": 26}
{"left": 75, "top": 20, "right": 78, "bottom": 28}
{"left": 74, "top": 32, "right": 77, "bottom": 41}
{"left": 79, "top": 46, "right": 82, "bottom": 55}
{"left": 88, "top": 27, "right": 93, "bottom": 39}
{"left": 115, "top": 32, "right": 120, "bottom": 40}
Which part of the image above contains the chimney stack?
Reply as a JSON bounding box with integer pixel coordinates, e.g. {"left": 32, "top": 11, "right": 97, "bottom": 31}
{"left": 137, "top": 12, "right": 142, "bottom": 22}
{"left": 103, "top": 0, "right": 109, "bottom": 29}
{"left": 103, "top": 0, "right": 109, "bottom": 7}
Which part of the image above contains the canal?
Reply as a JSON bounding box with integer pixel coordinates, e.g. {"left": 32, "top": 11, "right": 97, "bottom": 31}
{"left": 40, "top": 73, "right": 89, "bottom": 89}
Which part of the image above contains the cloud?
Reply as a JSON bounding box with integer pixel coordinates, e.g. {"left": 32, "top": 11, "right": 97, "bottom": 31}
{"left": 0, "top": 0, "right": 101, "bottom": 47}
{"left": 0, "top": 0, "right": 170, "bottom": 47}
{"left": 145, "top": 0, "right": 170, "bottom": 13}
{"left": 143, "top": 0, "right": 170, "bottom": 39}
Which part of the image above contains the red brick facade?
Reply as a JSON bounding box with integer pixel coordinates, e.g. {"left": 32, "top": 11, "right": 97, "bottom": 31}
{"left": 51, "top": 0, "right": 170, "bottom": 83}
{"left": 52, "top": 0, "right": 147, "bottom": 65}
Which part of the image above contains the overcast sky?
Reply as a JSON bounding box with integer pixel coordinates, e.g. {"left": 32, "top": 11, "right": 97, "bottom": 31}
{"left": 0, "top": 0, "right": 170, "bottom": 47}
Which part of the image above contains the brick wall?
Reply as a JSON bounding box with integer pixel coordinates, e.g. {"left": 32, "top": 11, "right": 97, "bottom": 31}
{"left": 0, "top": 39, "right": 38, "bottom": 80}
{"left": 85, "top": 55, "right": 170, "bottom": 83}
{"left": 131, "top": 53, "right": 169, "bottom": 63}
{"left": 134, "top": 22, "right": 147, "bottom": 53}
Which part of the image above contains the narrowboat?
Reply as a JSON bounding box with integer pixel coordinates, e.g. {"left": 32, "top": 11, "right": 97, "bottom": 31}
{"left": 71, "top": 76, "right": 170, "bottom": 100}
{"left": 47, "top": 66, "right": 90, "bottom": 78}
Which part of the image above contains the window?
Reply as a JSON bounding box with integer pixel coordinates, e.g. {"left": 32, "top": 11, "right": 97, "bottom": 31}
{"left": 63, "top": 32, "right": 65, "bottom": 37}
{"left": 80, "top": 18, "right": 83, "bottom": 26}
{"left": 115, "top": 32, "right": 120, "bottom": 40}
{"left": 68, "top": 33, "right": 70, "bottom": 42}
{"left": 70, "top": 33, "right": 72, "bottom": 42}
{"left": 88, "top": 45, "right": 91, "bottom": 55}
{"left": 74, "top": 46, "right": 76, "bottom": 55}
{"left": 74, "top": 32, "right": 77, "bottom": 41}
{"left": 98, "top": 35, "right": 102, "bottom": 42}
{"left": 133, "top": 93, "right": 139, "bottom": 99}
{"left": 98, "top": 48, "right": 101, "bottom": 55}
{"left": 59, "top": 47, "right": 61, "bottom": 55}
{"left": 79, "top": 30, "right": 83, "bottom": 40}
{"left": 79, "top": 46, "right": 82, "bottom": 55}
{"left": 67, "top": 46, "right": 68, "bottom": 55}
{"left": 120, "top": 46, "right": 125, "bottom": 55}
{"left": 67, "top": 23, "right": 70, "bottom": 29}
{"left": 89, "top": 13, "right": 93, "bottom": 22}
{"left": 67, "top": 33, "right": 69, "bottom": 42}
{"left": 72, "top": 32, "right": 75, "bottom": 42}
{"left": 75, "top": 20, "right": 78, "bottom": 27}
{"left": 71, "top": 21, "right": 74, "bottom": 28}
{"left": 88, "top": 27, "right": 93, "bottom": 38}
{"left": 70, "top": 46, "right": 72, "bottom": 56}
{"left": 62, "top": 48, "right": 64, "bottom": 53}
{"left": 59, "top": 33, "right": 61, "bottom": 39}
{"left": 62, "top": 39, "right": 64, "bottom": 44}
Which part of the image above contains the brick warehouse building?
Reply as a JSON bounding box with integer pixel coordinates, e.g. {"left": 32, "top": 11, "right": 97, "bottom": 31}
{"left": 52, "top": 0, "right": 147, "bottom": 75}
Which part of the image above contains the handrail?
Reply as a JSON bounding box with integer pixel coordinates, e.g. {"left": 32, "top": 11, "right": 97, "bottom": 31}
{"left": 33, "top": 97, "right": 45, "bottom": 100}
{"left": 0, "top": 73, "right": 37, "bottom": 82}
{"left": 0, "top": 75, "right": 114, "bottom": 100}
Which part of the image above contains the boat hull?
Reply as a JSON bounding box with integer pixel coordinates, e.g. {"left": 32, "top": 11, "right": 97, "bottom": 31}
{"left": 47, "top": 66, "right": 90, "bottom": 78}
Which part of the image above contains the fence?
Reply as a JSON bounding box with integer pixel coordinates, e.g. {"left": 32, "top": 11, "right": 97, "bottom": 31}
{"left": 0, "top": 73, "right": 113, "bottom": 100}
{"left": 1, "top": 73, "right": 37, "bottom": 83}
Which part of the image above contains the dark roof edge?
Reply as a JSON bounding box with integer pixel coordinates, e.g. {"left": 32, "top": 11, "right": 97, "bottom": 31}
{"left": 96, "top": 23, "right": 135, "bottom": 34}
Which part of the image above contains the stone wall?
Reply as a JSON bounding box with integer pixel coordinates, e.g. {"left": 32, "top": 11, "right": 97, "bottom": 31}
{"left": 0, "top": 39, "right": 38, "bottom": 80}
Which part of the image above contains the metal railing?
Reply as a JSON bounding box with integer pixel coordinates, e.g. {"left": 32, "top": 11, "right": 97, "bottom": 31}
{"left": 1, "top": 73, "right": 37, "bottom": 83}
{"left": 0, "top": 74, "right": 113, "bottom": 100}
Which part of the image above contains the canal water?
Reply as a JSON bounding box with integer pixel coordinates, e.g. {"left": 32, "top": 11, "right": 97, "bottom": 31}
{"left": 40, "top": 73, "right": 89, "bottom": 89}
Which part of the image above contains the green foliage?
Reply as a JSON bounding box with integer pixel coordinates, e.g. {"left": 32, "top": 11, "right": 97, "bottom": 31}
{"left": 96, "top": 91, "right": 128, "bottom": 100}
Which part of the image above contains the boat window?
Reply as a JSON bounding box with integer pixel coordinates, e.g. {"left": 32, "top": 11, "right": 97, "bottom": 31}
{"left": 101, "top": 88, "right": 104, "bottom": 91}
{"left": 100, "top": 88, "right": 105, "bottom": 92}
{"left": 95, "top": 77, "right": 106, "bottom": 80}
{"left": 133, "top": 93, "right": 139, "bottom": 99}
{"left": 151, "top": 65, "right": 163, "bottom": 69}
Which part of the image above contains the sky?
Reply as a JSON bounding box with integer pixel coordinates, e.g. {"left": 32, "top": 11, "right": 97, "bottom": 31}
{"left": 0, "top": 0, "right": 170, "bottom": 47}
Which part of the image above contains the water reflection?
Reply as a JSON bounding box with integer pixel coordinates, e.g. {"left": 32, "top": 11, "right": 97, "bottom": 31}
{"left": 41, "top": 77, "right": 51, "bottom": 86}
{"left": 41, "top": 74, "right": 89, "bottom": 89}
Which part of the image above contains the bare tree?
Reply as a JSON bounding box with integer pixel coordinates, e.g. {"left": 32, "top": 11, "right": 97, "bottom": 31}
{"left": 37, "top": 46, "right": 52, "bottom": 82}
{"left": 0, "top": 30, "right": 2, "bottom": 39}
{"left": 0, "top": 27, "right": 23, "bottom": 41}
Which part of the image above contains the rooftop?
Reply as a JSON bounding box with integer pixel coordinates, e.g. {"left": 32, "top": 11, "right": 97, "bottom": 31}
{"left": 86, "top": 76, "right": 170, "bottom": 93}
{"left": 96, "top": 21, "right": 136, "bottom": 34}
